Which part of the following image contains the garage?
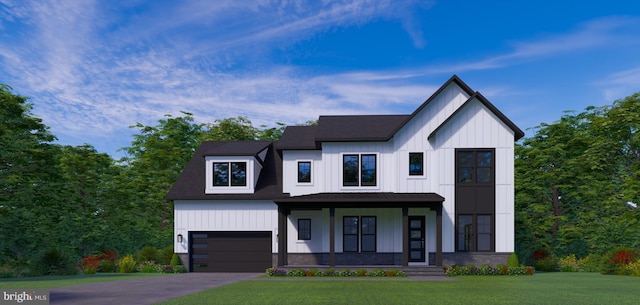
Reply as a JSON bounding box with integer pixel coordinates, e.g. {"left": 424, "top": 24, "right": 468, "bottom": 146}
{"left": 190, "top": 231, "right": 272, "bottom": 272}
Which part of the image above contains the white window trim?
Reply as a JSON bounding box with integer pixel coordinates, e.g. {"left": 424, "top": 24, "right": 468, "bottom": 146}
{"left": 407, "top": 151, "right": 427, "bottom": 179}
{"left": 205, "top": 156, "right": 255, "bottom": 194}
{"left": 295, "top": 160, "right": 314, "bottom": 186}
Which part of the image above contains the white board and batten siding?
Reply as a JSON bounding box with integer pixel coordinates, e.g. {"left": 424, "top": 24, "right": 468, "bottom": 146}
{"left": 282, "top": 150, "right": 323, "bottom": 197}
{"left": 432, "top": 98, "right": 517, "bottom": 253}
{"left": 174, "top": 200, "right": 278, "bottom": 254}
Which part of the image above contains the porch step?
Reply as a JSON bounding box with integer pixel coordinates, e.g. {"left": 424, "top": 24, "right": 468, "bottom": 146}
{"left": 401, "top": 266, "right": 446, "bottom": 277}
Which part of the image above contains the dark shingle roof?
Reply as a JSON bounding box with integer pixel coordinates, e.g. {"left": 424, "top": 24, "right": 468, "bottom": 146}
{"left": 276, "top": 126, "right": 319, "bottom": 150}
{"left": 314, "top": 115, "right": 409, "bottom": 142}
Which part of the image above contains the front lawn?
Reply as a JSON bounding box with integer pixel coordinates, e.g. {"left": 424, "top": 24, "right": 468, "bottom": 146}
{"left": 0, "top": 273, "right": 167, "bottom": 289}
{"left": 157, "top": 272, "right": 640, "bottom": 305}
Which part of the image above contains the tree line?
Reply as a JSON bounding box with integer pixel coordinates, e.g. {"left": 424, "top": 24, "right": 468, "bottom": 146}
{"left": 1, "top": 83, "right": 639, "bottom": 271}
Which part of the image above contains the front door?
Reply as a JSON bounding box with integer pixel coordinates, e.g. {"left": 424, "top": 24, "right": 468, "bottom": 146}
{"left": 408, "top": 216, "right": 425, "bottom": 262}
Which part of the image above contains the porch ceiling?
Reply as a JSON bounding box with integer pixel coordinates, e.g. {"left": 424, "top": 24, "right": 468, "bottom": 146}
{"left": 274, "top": 192, "right": 444, "bottom": 209}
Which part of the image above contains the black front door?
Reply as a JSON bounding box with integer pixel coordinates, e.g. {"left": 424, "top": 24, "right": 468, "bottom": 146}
{"left": 408, "top": 216, "right": 425, "bottom": 262}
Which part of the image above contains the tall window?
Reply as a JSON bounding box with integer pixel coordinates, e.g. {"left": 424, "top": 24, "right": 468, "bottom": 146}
{"left": 298, "top": 219, "right": 311, "bottom": 240}
{"left": 297, "top": 161, "right": 311, "bottom": 183}
{"left": 343, "top": 154, "right": 377, "bottom": 186}
{"left": 409, "top": 152, "right": 424, "bottom": 176}
{"left": 361, "top": 216, "right": 377, "bottom": 252}
{"left": 456, "top": 150, "right": 493, "bottom": 184}
{"left": 213, "top": 162, "right": 247, "bottom": 186}
{"left": 456, "top": 214, "right": 493, "bottom": 252}
{"left": 343, "top": 216, "right": 359, "bottom": 252}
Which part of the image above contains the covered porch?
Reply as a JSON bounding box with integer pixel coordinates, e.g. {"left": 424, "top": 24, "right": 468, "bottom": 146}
{"left": 274, "top": 193, "right": 445, "bottom": 267}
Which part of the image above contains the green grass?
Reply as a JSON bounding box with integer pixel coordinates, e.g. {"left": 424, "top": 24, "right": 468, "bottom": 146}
{"left": 156, "top": 273, "right": 640, "bottom": 305}
{"left": 0, "top": 273, "right": 167, "bottom": 289}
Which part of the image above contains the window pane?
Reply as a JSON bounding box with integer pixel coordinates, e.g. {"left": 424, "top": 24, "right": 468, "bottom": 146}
{"left": 213, "top": 163, "right": 229, "bottom": 186}
{"left": 458, "top": 167, "right": 473, "bottom": 183}
{"left": 410, "top": 230, "right": 422, "bottom": 238}
{"left": 361, "top": 235, "right": 376, "bottom": 252}
{"left": 457, "top": 215, "right": 473, "bottom": 251}
{"left": 297, "top": 162, "right": 311, "bottom": 183}
{"left": 476, "top": 151, "right": 492, "bottom": 167}
{"left": 361, "top": 154, "right": 376, "bottom": 186}
{"left": 409, "top": 152, "right": 424, "bottom": 175}
{"left": 230, "top": 162, "right": 247, "bottom": 186}
{"left": 343, "top": 216, "right": 358, "bottom": 252}
{"left": 457, "top": 151, "right": 473, "bottom": 167}
{"left": 298, "top": 219, "right": 311, "bottom": 240}
{"left": 410, "top": 251, "right": 422, "bottom": 259}
{"left": 343, "top": 155, "right": 359, "bottom": 186}
{"left": 343, "top": 235, "right": 358, "bottom": 252}
{"left": 344, "top": 216, "right": 358, "bottom": 234}
{"left": 361, "top": 217, "right": 376, "bottom": 234}
{"left": 477, "top": 167, "right": 491, "bottom": 183}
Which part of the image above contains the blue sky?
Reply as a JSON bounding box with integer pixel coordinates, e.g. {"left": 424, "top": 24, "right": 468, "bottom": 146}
{"left": 1, "top": 1, "right": 639, "bottom": 158}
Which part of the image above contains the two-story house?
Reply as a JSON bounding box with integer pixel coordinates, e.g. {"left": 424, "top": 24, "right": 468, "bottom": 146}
{"left": 167, "top": 75, "right": 524, "bottom": 272}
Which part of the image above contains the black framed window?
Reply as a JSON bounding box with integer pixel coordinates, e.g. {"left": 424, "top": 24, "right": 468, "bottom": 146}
{"left": 361, "top": 216, "right": 376, "bottom": 252}
{"left": 213, "top": 162, "right": 247, "bottom": 187}
{"left": 213, "top": 162, "right": 229, "bottom": 186}
{"left": 343, "top": 216, "right": 359, "bottom": 252}
{"left": 456, "top": 150, "right": 493, "bottom": 184}
{"left": 298, "top": 219, "right": 311, "bottom": 240}
{"left": 456, "top": 214, "right": 493, "bottom": 252}
{"left": 343, "top": 155, "right": 359, "bottom": 186}
{"left": 297, "top": 161, "right": 311, "bottom": 183}
{"left": 457, "top": 214, "right": 473, "bottom": 252}
{"left": 361, "top": 154, "right": 376, "bottom": 186}
{"left": 343, "top": 154, "right": 377, "bottom": 186}
{"left": 409, "top": 152, "right": 424, "bottom": 176}
{"left": 477, "top": 215, "right": 492, "bottom": 251}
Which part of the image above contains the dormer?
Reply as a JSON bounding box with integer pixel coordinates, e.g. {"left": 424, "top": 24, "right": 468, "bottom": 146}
{"left": 203, "top": 141, "right": 272, "bottom": 194}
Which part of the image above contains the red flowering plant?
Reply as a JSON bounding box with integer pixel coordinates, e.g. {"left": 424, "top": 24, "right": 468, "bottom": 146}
{"left": 601, "top": 247, "right": 639, "bottom": 275}
{"left": 79, "top": 250, "right": 118, "bottom": 274}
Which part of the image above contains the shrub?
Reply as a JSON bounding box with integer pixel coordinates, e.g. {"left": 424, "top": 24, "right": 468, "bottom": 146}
{"left": 173, "top": 265, "right": 187, "bottom": 273}
{"left": 137, "top": 261, "right": 161, "bottom": 273}
{"left": 159, "top": 247, "right": 174, "bottom": 265}
{"left": 117, "top": 254, "right": 136, "bottom": 273}
{"left": 323, "top": 269, "right": 335, "bottom": 276}
{"left": 99, "top": 260, "right": 115, "bottom": 273}
{"left": 625, "top": 259, "right": 640, "bottom": 276}
{"left": 170, "top": 254, "right": 182, "bottom": 267}
{"left": 83, "top": 266, "right": 97, "bottom": 274}
{"left": 534, "top": 256, "right": 557, "bottom": 272}
{"left": 367, "top": 269, "right": 386, "bottom": 277}
{"left": 286, "top": 269, "right": 305, "bottom": 277}
{"left": 32, "top": 248, "right": 78, "bottom": 276}
{"left": 79, "top": 254, "right": 101, "bottom": 272}
{"left": 356, "top": 269, "right": 368, "bottom": 276}
{"left": 0, "top": 265, "right": 21, "bottom": 278}
{"left": 558, "top": 254, "right": 579, "bottom": 272}
{"left": 305, "top": 269, "right": 318, "bottom": 276}
{"left": 136, "top": 246, "right": 160, "bottom": 264}
{"left": 578, "top": 254, "right": 601, "bottom": 272}
{"left": 507, "top": 253, "right": 519, "bottom": 268}
{"left": 600, "top": 247, "right": 639, "bottom": 275}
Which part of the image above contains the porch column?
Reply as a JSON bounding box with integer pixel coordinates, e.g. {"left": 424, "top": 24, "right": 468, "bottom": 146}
{"left": 329, "top": 207, "right": 335, "bottom": 266}
{"left": 277, "top": 207, "right": 288, "bottom": 266}
{"left": 436, "top": 205, "right": 443, "bottom": 266}
{"left": 402, "top": 207, "right": 408, "bottom": 266}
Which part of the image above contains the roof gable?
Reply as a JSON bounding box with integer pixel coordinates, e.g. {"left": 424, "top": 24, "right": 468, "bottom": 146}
{"left": 427, "top": 91, "right": 525, "bottom": 141}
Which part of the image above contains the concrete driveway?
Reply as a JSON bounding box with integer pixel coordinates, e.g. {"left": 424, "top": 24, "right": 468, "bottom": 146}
{"left": 50, "top": 273, "right": 261, "bottom": 305}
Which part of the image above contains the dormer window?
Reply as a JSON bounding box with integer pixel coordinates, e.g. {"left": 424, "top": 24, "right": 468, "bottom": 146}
{"left": 205, "top": 157, "right": 256, "bottom": 194}
{"left": 213, "top": 162, "right": 247, "bottom": 187}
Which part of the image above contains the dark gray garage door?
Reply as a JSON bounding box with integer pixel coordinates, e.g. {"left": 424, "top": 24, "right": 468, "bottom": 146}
{"left": 190, "top": 231, "right": 272, "bottom": 272}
